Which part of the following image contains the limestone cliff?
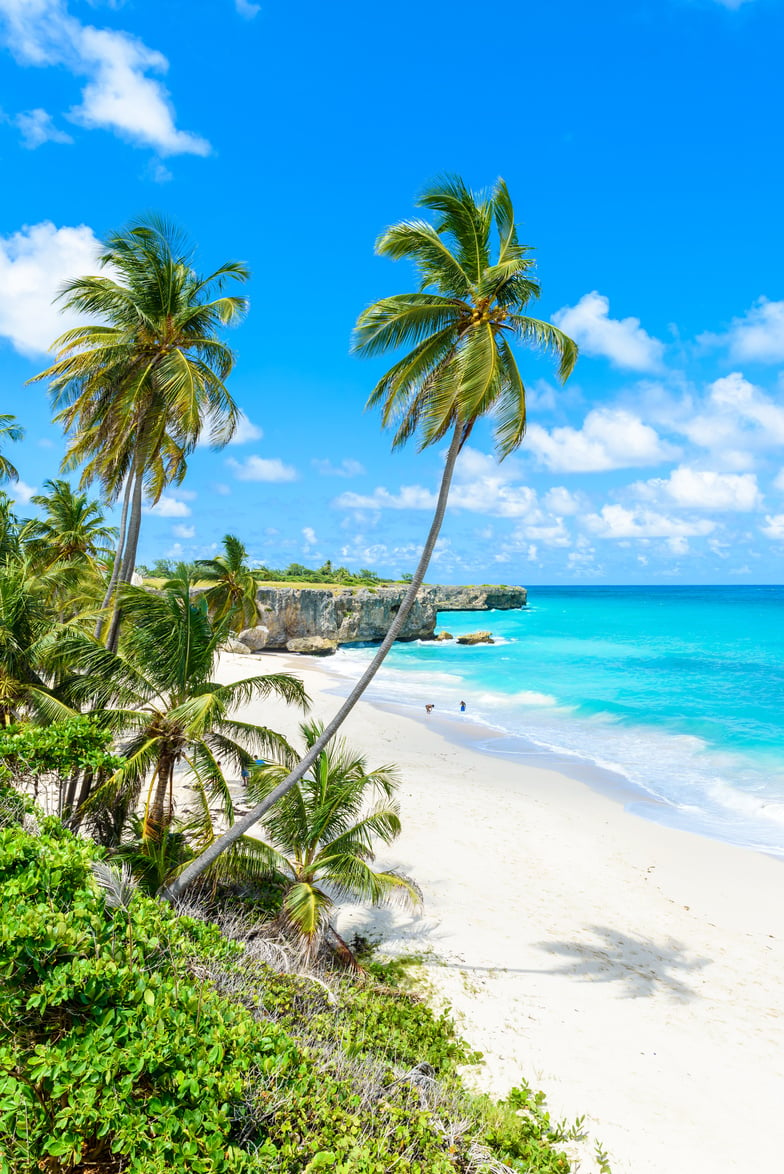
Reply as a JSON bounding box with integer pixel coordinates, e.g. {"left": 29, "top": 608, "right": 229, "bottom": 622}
{"left": 238, "top": 584, "right": 525, "bottom": 653}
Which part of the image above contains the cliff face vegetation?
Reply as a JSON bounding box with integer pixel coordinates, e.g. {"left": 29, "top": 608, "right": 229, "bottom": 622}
{"left": 233, "top": 585, "right": 526, "bottom": 654}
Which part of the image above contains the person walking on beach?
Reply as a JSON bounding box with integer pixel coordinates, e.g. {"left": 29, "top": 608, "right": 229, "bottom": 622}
{"left": 425, "top": 704, "right": 434, "bottom": 714}
{"left": 459, "top": 700, "right": 466, "bottom": 713}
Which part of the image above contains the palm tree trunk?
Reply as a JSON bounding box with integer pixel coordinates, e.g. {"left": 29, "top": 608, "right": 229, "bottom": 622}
{"left": 145, "top": 753, "right": 174, "bottom": 840}
{"left": 69, "top": 767, "right": 94, "bottom": 832}
{"left": 106, "top": 468, "right": 144, "bottom": 653}
{"left": 95, "top": 475, "right": 132, "bottom": 642}
{"left": 163, "top": 424, "right": 465, "bottom": 902}
{"left": 61, "top": 767, "right": 81, "bottom": 822}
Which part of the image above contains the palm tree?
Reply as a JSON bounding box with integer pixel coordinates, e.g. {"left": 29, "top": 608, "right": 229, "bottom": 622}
{"left": 29, "top": 217, "right": 249, "bottom": 648}
{"left": 0, "top": 558, "right": 78, "bottom": 726}
{"left": 165, "top": 174, "right": 577, "bottom": 900}
{"left": 53, "top": 567, "right": 308, "bottom": 844}
{"left": 0, "top": 415, "right": 24, "bottom": 484}
{"left": 244, "top": 721, "right": 418, "bottom": 957}
{"left": 0, "top": 492, "right": 22, "bottom": 566}
{"left": 196, "top": 534, "right": 259, "bottom": 634}
{"left": 21, "top": 479, "right": 116, "bottom": 569}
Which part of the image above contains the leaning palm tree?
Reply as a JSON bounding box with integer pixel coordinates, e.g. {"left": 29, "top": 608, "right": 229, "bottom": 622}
{"left": 0, "top": 416, "right": 24, "bottom": 484}
{"left": 245, "top": 721, "right": 418, "bottom": 957}
{"left": 165, "top": 174, "right": 577, "bottom": 899}
{"left": 29, "top": 217, "right": 249, "bottom": 648}
{"left": 196, "top": 534, "right": 259, "bottom": 633}
{"left": 52, "top": 566, "right": 308, "bottom": 843}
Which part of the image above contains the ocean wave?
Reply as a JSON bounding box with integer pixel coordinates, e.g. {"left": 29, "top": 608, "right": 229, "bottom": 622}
{"left": 315, "top": 599, "right": 784, "bottom": 855}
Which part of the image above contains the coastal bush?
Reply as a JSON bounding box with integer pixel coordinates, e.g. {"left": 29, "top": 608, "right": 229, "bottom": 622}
{"left": 0, "top": 816, "right": 578, "bottom": 1173}
{"left": 0, "top": 716, "right": 122, "bottom": 822}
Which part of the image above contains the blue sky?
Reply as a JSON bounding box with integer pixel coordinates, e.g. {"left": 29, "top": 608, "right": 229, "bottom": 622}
{"left": 1, "top": 0, "right": 784, "bottom": 585}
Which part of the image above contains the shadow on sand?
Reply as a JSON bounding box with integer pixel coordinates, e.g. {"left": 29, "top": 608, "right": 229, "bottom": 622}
{"left": 341, "top": 910, "right": 711, "bottom": 1001}
{"left": 529, "top": 924, "right": 711, "bottom": 1000}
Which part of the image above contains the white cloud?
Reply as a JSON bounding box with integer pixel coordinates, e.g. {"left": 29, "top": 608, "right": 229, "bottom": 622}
{"left": 0, "top": 221, "right": 101, "bottom": 356}
{"left": 147, "top": 495, "right": 191, "bottom": 518}
{"left": 302, "top": 526, "right": 317, "bottom": 546}
{"left": 527, "top": 408, "right": 677, "bottom": 472}
{"left": 235, "top": 0, "right": 260, "bottom": 16}
{"left": 552, "top": 291, "right": 665, "bottom": 371}
{"left": 633, "top": 466, "right": 762, "bottom": 511}
{"left": 335, "top": 485, "right": 436, "bottom": 511}
{"left": 213, "top": 482, "right": 231, "bottom": 496}
{"left": 702, "top": 299, "right": 784, "bottom": 363}
{"left": 516, "top": 518, "right": 571, "bottom": 546}
{"left": 8, "top": 479, "right": 36, "bottom": 503}
{"left": 335, "top": 448, "right": 541, "bottom": 518}
{"left": 312, "top": 457, "right": 366, "bottom": 477}
{"left": 762, "top": 515, "right": 784, "bottom": 541}
{"left": 227, "top": 455, "right": 298, "bottom": 482}
{"left": 584, "top": 505, "right": 716, "bottom": 540}
{"left": 774, "top": 469, "right": 784, "bottom": 493}
{"left": 172, "top": 523, "right": 195, "bottom": 539}
{"left": 543, "top": 486, "right": 583, "bottom": 515}
{"left": 0, "top": 0, "right": 209, "bottom": 155}
{"left": 712, "top": 1, "right": 755, "bottom": 10}
{"left": 229, "top": 414, "right": 263, "bottom": 444}
{"left": 15, "top": 107, "right": 73, "bottom": 147}
{"left": 675, "top": 373, "right": 784, "bottom": 454}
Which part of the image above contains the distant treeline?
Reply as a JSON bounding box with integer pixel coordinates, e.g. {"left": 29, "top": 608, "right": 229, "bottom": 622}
{"left": 137, "top": 556, "right": 412, "bottom": 586}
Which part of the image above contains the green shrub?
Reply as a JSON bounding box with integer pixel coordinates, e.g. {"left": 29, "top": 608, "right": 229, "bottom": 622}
{"left": 0, "top": 818, "right": 578, "bottom": 1173}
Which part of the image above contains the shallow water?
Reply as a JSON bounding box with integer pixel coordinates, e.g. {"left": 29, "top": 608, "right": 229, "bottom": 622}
{"left": 326, "top": 585, "right": 784, "bottom": 855}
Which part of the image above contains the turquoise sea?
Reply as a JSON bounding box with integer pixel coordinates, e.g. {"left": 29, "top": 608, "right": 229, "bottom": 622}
{"left": 327, "top": 585, "right": 784, "bottom": 855}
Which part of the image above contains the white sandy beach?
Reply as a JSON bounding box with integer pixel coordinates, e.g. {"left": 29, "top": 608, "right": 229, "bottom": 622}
{"left": 217, "top": 648, "right": 784, "bottom": 1174}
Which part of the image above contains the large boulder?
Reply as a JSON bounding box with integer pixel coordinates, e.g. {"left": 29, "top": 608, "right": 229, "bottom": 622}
{"left": 285, "top": 636, "right": 337, "bottom": 656}
{"left": 222, "top": 637, "right": 254, "bottom": 654}
{"left": 236, "top": 626, "right": 270, "bottom": 651}
{"left": 456, "top": 630, "right": 495, "bottom": 645}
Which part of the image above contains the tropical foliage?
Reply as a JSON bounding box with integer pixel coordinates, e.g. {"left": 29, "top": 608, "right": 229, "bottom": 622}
{"left": 21, "top": 478, "right": 116, "bottom": 569}
{"left": 246, "top": 721, "right": 419, "bottom": 951}
{"left": 30, "top": 216, "right": 249, "bottom": 648}
{"left": 0, "top": 818, "right": 577, "bottom": 1174}
{"left": 50, "top": 566, "right": 307, "bottom": 847}
{"left": 197, "top": 533, "right": 260, "bottom": 632}
{"left": 0, "top": 716, "right": 121, "bottom": 824}
{"left": 0, "top": 415, "right": 24, "bottom": 484}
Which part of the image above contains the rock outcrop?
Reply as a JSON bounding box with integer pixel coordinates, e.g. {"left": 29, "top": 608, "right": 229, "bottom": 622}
{"left": 285, "top": 636, "right": 338, "bottom": 656}
{"left": 456, "top": 630, "right": 495, "bottom": 645}
{"left": 234, "top": 583, "right": 524, "bottom": 652}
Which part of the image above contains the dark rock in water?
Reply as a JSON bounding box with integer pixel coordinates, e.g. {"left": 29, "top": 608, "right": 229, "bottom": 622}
{"left": 285, "top": 636, "right": 337, "bottom": 655}
{"left": 250, "top": 584, "right": 524, "bottom": 651}
{"left": 456, "top": 630, "right": 495, "bottom": 645}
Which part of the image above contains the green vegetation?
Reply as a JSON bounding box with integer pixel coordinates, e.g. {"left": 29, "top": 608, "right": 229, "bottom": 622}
{"left": 30, "top": 217, "right": 249, "bottom": 650}
{"left": 246, "top": 720, "right": 419, "bottom": 955}
{"left": 137, "top": 554, "right": 396, "bottom": 589}
{"left": 0, "top": 812, "right": 578, "bottom": 1174}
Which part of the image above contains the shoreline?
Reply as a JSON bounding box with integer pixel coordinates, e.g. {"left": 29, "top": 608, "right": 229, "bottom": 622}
{"left": 290, "top": 645, "right": 784, "bottom": 858}
{"left": 216, "top": 648, "right": 784, "bottom": 1174}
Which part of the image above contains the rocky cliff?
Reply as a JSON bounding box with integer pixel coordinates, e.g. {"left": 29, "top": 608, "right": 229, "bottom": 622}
{"left": 236, "top": 584, "right": 526, "bottom": 653}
